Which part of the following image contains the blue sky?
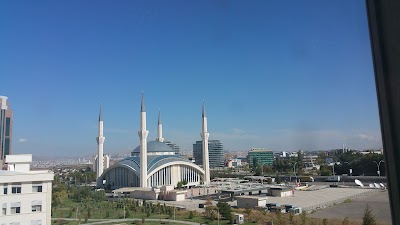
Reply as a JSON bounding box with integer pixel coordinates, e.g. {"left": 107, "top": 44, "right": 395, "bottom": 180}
{"left": 0, "top": 1, "right": 381, "bottom": 158}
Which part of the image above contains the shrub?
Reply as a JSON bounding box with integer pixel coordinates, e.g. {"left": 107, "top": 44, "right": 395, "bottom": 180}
{"left": 342, "top": 217, "right": 349, "bottom": 225}
{"left": 362, "top": 204, "right": 377, "bottom": 225}
{"left": 300, "top": 211, "right": 307, "bottom": 225}
{"left": 189, "top": 211, "right": 194, "bottom": 219}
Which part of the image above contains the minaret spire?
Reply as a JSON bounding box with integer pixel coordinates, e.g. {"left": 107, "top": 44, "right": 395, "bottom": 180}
{"left": 99, "top": 102, "right": 103, "bottom": 121}
{"left": 157, "top": 109, "right": 164, "bottom": 142}
{"left": 138, "top": 92, "right": 149, "bottom": 187}
{"left": 202, "top": 99, "right": 206, "bottom": 118}
{"left": 201, "top": 100, "right": 210, "bottom": 185}
{"left": 141, "top": 91, "right": 145, "bottom": 112}
{"left": 96, "top": 102, "right": 105, "bottom": 181}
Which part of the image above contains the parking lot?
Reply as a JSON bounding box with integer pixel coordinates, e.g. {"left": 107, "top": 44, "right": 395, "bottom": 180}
{"left": 309, "top": 190, "right": 392, "bottom": 224}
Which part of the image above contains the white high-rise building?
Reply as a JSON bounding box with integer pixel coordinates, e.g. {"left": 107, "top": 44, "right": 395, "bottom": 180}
{"left": 0, "top": 154, "right": 54, "bottom": 225}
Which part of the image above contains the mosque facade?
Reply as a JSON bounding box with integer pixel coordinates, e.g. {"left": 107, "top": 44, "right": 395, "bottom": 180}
{"left": 96, "top": 94, "right": 210, "bottom": 189}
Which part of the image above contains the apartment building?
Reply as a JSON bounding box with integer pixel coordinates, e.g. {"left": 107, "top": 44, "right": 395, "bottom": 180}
{"left": 0, "top": 154, "right": 54, "bottom": 225}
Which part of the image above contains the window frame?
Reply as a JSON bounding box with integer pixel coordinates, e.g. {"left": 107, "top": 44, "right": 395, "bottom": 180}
{"left": 11, "top": 186, "right": 21, "bottom": 194}
{"left": 366, "top": 0, "right": 400, "bottom": 224}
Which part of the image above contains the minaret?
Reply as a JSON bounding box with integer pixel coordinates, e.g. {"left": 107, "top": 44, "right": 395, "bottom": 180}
{"left": 96, "top": 103, "right": 105, "bottom": 179}
{"left": 156, "top": 109, "right": 164, "bottom": 142}
{"left": 201, "top": 101, "right": 210, "bottom": 185}
{"left": 138, "top": 93, "right": 149, "bottom": 188}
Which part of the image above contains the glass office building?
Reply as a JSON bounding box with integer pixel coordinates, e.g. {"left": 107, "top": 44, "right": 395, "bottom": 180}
{"left": 193, "top": 140, "right": 224, "bottom": 168}
{"left": 0, "top": 96, "right": 13, "bottom": 163}
{"left": 247, "top": 148, "right": 274, "bottom": 168}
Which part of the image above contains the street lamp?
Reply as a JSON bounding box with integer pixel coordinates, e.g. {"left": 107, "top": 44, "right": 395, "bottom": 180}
{"left": 261, "top": 162, "right": 269, "bottom": 184}
{"left": 261, "top": 162, "right": 269, "bottom": 176}
{"left": 373, "top": 160, "right": 384, "bottom": 177}
{"left": 293, "top": 162, "right": 298, "bottom": 178}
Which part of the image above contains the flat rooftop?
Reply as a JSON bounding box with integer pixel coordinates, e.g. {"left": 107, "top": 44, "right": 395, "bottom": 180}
{"left": 236, "top": 195, "right": 268, "bottom": 200}
{"left": 113, "top": 187, "right": 153, "bottom": 193}
{"left": 233, "top": 187, "right": 377, "bottom": 211}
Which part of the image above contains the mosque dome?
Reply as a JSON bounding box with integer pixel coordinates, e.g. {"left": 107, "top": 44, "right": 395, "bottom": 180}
{"left": 131, "top": 141, "right": 175, "bottom": 156}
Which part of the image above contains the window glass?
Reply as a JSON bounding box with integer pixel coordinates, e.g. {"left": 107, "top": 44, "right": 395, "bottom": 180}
{"left": 31, "top": 205, "right": 42, "bottom": 212}
{"left": 32, "top": 185, "right": 42, "bottom": 192}
{"left": 11, "top": 207, "right": 20, "bottom": 214}
{"left": 11, "top": 187, "right": 21, "bottom": 194}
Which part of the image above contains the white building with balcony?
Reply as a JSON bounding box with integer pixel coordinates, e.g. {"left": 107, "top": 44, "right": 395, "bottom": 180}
{"left": 0, "top": 154, "right": 54, "bottom": 225}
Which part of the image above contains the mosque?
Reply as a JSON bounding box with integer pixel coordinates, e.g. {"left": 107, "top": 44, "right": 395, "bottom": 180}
{"left": 96, "top": 94, "right": 211, "bottom": 190}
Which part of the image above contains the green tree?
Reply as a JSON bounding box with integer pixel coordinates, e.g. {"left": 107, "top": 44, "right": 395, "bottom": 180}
{"left": 276, "top": 175, "right": 281, "bottom": 184}
{"left": 177, "top": 181, "right": 183, "bottom": 189}
{"left": 362, "top": 204, "right": 377, "bottom": 225}
{"left": 204, "top": 197, "right": 216, "bottom": 220}
{"left": 52, "top": 186, "right": 67, "bottom": 209}
{"left": 320, "top": 165, "right": 333, "bottom": 176}
{"left": 209, "top": 210, "right": 216, "bottom": 221}
{"left": 146, "top": 207, "right": 151, "bottom": 217}
{"left": 216, "top": 201, "right": 231, "bottom": 219}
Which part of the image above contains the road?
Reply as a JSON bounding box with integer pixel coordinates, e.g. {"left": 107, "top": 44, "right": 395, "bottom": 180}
{"left": 52, "top": 218, "right": 201, "bottom": 225}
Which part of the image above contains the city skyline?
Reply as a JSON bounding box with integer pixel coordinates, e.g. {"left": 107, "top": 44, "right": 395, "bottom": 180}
{"left": 0, "top": 1, "right": 382, "bottom": 157}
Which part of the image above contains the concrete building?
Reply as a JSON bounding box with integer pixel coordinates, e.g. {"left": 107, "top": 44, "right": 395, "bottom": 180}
{"left": 268, "top": 187, "right": 293, "bottom": 197}
{"left": 98, "top": 95, "right": 207, "bottom": 189}
{"left": 0, "top": 154, "right": 54, "bottom": 225}
{"left": 113, "top": 185, "right": 187, "bottom": 201}
{"left": 247, "top": 148, "right": 274, "bottom": 168}
{"left": 225, "top": 158, "right": 242, "bottom": 168}
{"left": 0, "top": 96, "right": 13, "bottom": 167}
{"left": 302, "top": 155, "right": 320, "bottom": 171}
{"left": 193, "top": 140, "right": 224, "bottom": 169}
{"left": 236, "top": 195, "right": 268, "bottom": 209}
